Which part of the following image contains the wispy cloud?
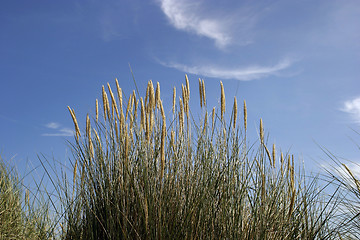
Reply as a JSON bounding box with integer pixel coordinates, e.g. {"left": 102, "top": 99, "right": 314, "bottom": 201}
{"left": 159, "top": 58, "right": 293, "bottom": 81}
{"left": 45, "top": 122, "right": 61, "bottom": 129}
{"left": 42, "top": 122, "right": 74, "bottom": 137}
{"left": 341, "top": 97, "right": 360, "bottom": 124}
{"left": 159, "top": 0, "right": 234, "bottom": 48}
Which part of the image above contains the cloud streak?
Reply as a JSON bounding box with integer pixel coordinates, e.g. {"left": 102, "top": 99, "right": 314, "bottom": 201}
{"left": 159, "top": 59, "right": 293, "bottom": 81}
{"left": 159, "top": 0, "right": 232, "bottom": 48}
{"left": 341, "top": 97, "right": 360, "bottom": 124}
{"left": 42, "top": 122, "right": 74, "bottom": 137}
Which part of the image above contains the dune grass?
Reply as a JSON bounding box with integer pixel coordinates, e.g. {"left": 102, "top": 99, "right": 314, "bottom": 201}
{"left": 0, "top": 155, "right": 56, "bottom": 239}
{"left": 4, "top": 75, "right": 360, "bottom": 239}
{"left": 56, "top": 76, "right": 340, "bottom": 239}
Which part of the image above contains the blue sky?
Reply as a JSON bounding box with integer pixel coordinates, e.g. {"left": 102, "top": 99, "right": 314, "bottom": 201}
{"left": 1, "top": 0, "right": 360, "bottom": 174}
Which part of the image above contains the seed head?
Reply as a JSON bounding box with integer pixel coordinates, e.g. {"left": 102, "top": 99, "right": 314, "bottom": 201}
{"left": 140, "top": 97, "right": 145, "bottom": 131}
{"left": 102, "top": 85, "right": 110, "bottom": 120}
{"left": 220, "top": 81, "right": 225, "bottom": 120}
{"left": 233, "top": 96, "right": 237, "bottom": 129}
{"left": 115, "top": 78, "right": 123, "bottom": 110}
{"left": 172, "top": 87, "right": 176, "bottom": 115}
{"left": 107, "top": 83, "right": 119, "bottom": 117}
{"left": 243, "top": 100, "right": 247, "bottom": 130}
{"left": 68, "top": 106, "right": 81, "bottom": 139}
{"left": 272, "top": 143, "right": 276, "bottom": 168}
{"left": 171, "top": 130, "right": 175, "bottom": 150}
{"left": 198, "top": 78, "right": 203, "bottom": 108}
{"left": 185, "top": 74, "right": 190, "bottom": 98}
{"left": 155, "top": 82, "right": 160, "bottom": 108}
{"left": 260, "top": 118, "right": 264, "bottom": 143}
{"left": 202, "top": 79, "right": 206, "bottom": 107}
{"left": 212, "top": 107, "right": 216, "bottom": 130}
{"left": 149, "top": 80, "right": 155, "bottom": 111}
{"left": 95, "top": 99, "right": 99, "bottom": 122}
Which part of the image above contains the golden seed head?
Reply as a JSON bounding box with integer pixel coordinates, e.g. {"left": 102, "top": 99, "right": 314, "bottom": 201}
{"left": 203, "top": 113, "right": 207, "bottom": 131}
{"left": 95, "top": 99, "right": 99, "bottom": 122}
{"left": 272, "top": 143, "right": 276, "bottom": 168}
{"left": 134, "top": 99, "right": 139, "bottom": 120}
{"left": 155, "top": 82, "right": 160, "bottom": 108}
{"left": 212, "top": 107, "right": 216, "bottom": 129}
{"left": 102, "top": 85, "right": 110, "bottom": 120}
{"left": 202, "top": 79, "right": 206, "bottom": 107}
{"left": 86, "top": 114, "right": 91, "bottom": 138}
{"left": 67, "top": 106, "right": 81, "bottom": 139}
{"left": 115, "top": 78, "right": 123, "bottom": 109}
{"left": 140, "top": 97, "right": 145, "bottom": 131}
{"left": 220, "top": 81, "right": 225, "bottom": 120}
{"left": 185, "top": 74, "right": 190, "bottom": 98}
{"left": 243, "top": 100, "right": 247, "bottom": 130}
{"left": 107, "top": 83, "right": 119, "bottom": 117}
{"left": 199, "top": 78, "right": 203, "bottom": 108}
{"left": 149, "top": 80, "right": 155, "bottom": 111}
{"left": 173, "top": 87, "right": 176, "bottom": 115}
{"left": 233, "top": 96, "right": 237, "bottom": 129}
{"left": 260, "top": 118, "right": 264, "bottom": 143}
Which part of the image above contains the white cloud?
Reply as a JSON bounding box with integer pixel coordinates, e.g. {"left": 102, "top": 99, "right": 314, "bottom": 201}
{"left": 159, "top": 58, "right": 293, "bottom": 81}
{"left": 42, "top": 128, "right": 74, "bottom": 137}
{"left": 159, "top": 0, "right": 233, "bottom": 48}
{"left": 341, "top": 97, "right": 360, "bottom": 123}
{"left": 45, "top": 122, "right": 61, "bottom": 129}
{"left": 43, "top": 122, "right": 73, "bottom": 137}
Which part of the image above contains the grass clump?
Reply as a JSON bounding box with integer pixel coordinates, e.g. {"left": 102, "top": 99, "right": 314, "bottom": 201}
{"left": 0, "top": 155, "right": 55, "bottom": 239}
{"left": 58, "top": 75, "right": 340, "bottom": 239}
